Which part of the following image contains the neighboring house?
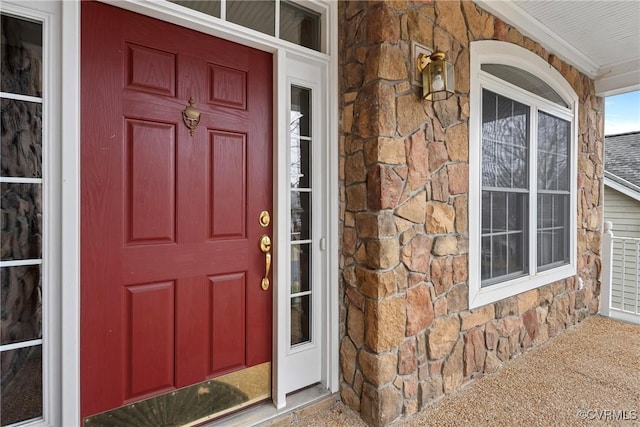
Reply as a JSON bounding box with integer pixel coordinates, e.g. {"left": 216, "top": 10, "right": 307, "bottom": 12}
{"left": 603, "top": 131, "right": 640, "bottom": 323}
{"left": 1, "top": 1, "right": 638, "bottom": 427}
{"left": 604, "top": 131, "right": 640, "bottom": 238}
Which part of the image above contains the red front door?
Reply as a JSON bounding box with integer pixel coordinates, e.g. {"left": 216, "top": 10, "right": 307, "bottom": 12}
{"left": 80, "top": 2, "right": 273, "bottom": 418}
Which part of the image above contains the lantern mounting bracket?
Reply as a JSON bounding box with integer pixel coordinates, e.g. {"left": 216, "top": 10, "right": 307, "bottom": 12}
{"left": 411, "top": 41, "right": 433, "bottom": 86}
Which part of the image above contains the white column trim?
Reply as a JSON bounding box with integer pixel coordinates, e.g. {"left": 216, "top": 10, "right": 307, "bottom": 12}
{"left": 61, "top": 1, "right": 81, "bottom": 425}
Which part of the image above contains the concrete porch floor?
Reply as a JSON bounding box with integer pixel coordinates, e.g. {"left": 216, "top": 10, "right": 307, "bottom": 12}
{"left": 285, "top": 316, "right": 639, "bottom": 426}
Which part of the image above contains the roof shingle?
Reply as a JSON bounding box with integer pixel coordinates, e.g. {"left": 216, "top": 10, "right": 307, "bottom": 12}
{"left": 604, "top": 131, "right": 640, "bottom": 188}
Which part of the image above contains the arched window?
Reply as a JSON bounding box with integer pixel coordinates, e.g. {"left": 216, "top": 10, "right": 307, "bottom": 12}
{"left": 468, "top": 41, "right": 578, "bottom": 309}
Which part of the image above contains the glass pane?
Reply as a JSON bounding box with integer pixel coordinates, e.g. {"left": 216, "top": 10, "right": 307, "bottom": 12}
{"left": 170, "top": 0, "right": 221, "bottom": 18}
{"left": 496, "top": 96, "right": 513, "bottom": 143}
{"left": 1, "top": 183, "right": 42, "bottom": 260}
{"left": 291, "top": 191, "right": 311, "bottom": 240}
{"left": 492, "top": 192, "right": 506, "bottom": 232}
{"left": 538, "top": 112, "right": 570, "bottom": 192}
{"left": 227, "top": 1, "right": 275, "bottom": 36}
{"left": 538, "top": 194, "right": 553, "bottom": 228}
{"left": 513, "top": 102, "right": 528, "bottom": 146}
{"left": 481, "top": 64, "right": 568, "bottom": 107}
{"left": 482, "top": 90, "right": 529, "bottom": 191}
{"left": 537, "top": 230, "right": 552, "bottom": 267}
{"left": 290, "top": 139, "right": 310, "bottom": 188}
{"left": 280, "top": 1, "right": 320, "bottom": 51}
{"left": 557, "top": 120, "right": 570, "bottom": 191}
{"left": 481, "top": 236, "right": 491, "bottom": 282}
{"left": 1, "top": 15, "right": 42, "bottom": 97}
{"left": 553, "top": 194, "right": 568, "bottom": 228}
{"left": 291, "top": 243, "right": 311, "bottom": 293}
{"left": 482, "top": 90, "right": 496, "bottom": 141}
{"left": 290, "top": 295, "right": 310, "bottom": 345}
{"left": 1, "top": 265, "right": 41, "bottom": 345}
{"left": 481, "top": 139, "right": 496, "bottom": 186}
{"left": 492, "top": 235, "right": 507, "bottom": 278}
{"left": 291, "top": 86, "right": 311, "bottom": 191}
{"left": 495, "top": 144, "right": 512, "bottom": 188}
{"left": 507, "top": 232, "right": 526, "bottom": 275}
{"left": 507, "top": 193, "right": 527, "bottom": 231}
{"left": 291, "top": 86, "right": 311, "bottom": 137}
{"left": 537, "top": 155, "right": 547, "bottom": 190}
{"left": 482, "top": 191, "right": 491, "bottom": 233}
{"left": 1, "top": 345, "right": 42, "bottom": 426}
{"left": 553, "top": 228, "right": 568, "bottom": 264}
{"left": 558, "top": 154, "right": 568, "bottom": 192}
{"left": 1, "top": 99, "right": 42, "bottom": 178}
{"left": 512, "top": 146, "right": 527, "bottom": 188}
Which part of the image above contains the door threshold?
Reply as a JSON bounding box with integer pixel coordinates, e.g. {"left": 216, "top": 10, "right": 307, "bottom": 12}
{"left": 204, "top": 384, "right": 335, "bottom": 427}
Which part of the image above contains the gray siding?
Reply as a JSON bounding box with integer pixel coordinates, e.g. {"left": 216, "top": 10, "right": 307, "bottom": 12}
{"left": 604, "top": 186, "right": 640, "bottom": 238}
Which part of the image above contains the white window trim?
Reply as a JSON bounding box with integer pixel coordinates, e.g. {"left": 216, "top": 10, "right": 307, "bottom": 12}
{"left": 60, "top": 0, "right": 339, "bottom": 423}
{"left": 274, "top": 53, "right": 328, "bottom": 404}
{"left": 469, "top": 41, "right": 579, "bottom": 309}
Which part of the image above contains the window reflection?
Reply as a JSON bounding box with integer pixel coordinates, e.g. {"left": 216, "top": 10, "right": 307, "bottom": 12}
{"left": 1, "top": 99, "right": 42, "bottom": 178}
{"left": 1, "top": 15, "right": 42, "bottom": 97}
{"left": 289, "top": 85, "right": 312, "bottom": 347}
{"left": 290, "top": 295, "right": 310, "bottom": 345}
{"left": 291, "top": 244, "right": 310, "bottom": 294}
{"left": 0, "top": 346, "right": 42, "bottom": 425}
{"left": 170, "top": 1, "right": 221, "bottom": 18}
{"left": 280, "top": 1, "right": 320, "bottom": 51}
{"left": 1, "top": 266, "right": 42, "bottom": 346}
{"left": 227, "top": 1, "right": 275, "bottom": 36}
{"left": 1, "top": 183, "right": 42, "bottom": 261}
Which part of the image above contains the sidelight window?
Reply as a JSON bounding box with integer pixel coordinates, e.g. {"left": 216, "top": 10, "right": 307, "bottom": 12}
{"left": 0, "top": 13, "right": 44, "bottom": 426}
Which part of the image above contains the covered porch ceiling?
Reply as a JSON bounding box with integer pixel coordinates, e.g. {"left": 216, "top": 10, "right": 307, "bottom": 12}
{"left": 475, "top": 0, "right": 640, "bottom": 97}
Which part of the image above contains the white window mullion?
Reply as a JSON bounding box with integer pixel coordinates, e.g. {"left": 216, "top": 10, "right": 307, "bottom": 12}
{"left": 220, "top": 0, "right": 226, "bottom": 20}
{"left": 529, "top": 107, "right": 539, "bottom": 276}
{"left": 274, "top": 0, "right": 280, "bottom": 39}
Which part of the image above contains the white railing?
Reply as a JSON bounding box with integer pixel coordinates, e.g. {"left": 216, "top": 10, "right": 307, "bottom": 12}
{"left": 600, "top": 221, "right": 640, "bottom": 324}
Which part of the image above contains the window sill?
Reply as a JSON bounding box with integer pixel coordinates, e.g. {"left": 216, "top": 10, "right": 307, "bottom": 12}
{"left": 469, "top": 264, "right": 576, "bottom": 309}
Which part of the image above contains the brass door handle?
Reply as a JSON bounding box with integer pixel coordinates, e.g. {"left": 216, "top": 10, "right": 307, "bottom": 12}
{"left": 259, "top": 234, "right": 271, "bottom": 290}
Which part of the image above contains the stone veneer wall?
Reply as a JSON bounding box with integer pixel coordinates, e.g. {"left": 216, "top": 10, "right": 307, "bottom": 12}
{"left": 337, "top": 1, "right": 604, "bottom": 425}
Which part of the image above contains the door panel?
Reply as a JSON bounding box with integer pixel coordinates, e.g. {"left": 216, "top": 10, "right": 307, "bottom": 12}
{"left": 125, "top": 282, "right": 175, "bottom": 401}
{"left": 81, "top": 2, "right": 272, "bottom": 418}
{"left": 209, "top": 273, "right": 246, "bottom": 374}
{"left": 210, "top": 131, "right": 247, "bottom": 239}
{"left": 125, "top": 119, "right": 176, "bottom": 244}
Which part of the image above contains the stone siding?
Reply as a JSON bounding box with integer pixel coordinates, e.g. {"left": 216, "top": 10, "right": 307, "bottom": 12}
{"left": 338, "top": 1, "right": 604, "bottom": 425}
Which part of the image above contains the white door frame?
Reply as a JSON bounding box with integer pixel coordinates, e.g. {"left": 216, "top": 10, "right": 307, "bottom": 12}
{"left": 60, "top": 1, "right": 339, "bottom": 424}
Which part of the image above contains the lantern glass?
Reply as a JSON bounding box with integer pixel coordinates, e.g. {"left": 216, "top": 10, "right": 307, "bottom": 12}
{"left": 423, "top": 55, "right": 455, "bottom": 101}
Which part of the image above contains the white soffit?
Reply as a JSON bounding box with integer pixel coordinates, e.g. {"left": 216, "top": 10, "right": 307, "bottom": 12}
{"left": 474, "top": 0, "right": 640, "bottom": 96}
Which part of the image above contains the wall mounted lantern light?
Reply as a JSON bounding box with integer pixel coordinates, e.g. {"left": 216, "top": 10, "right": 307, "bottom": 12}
{"left": 417, "top": 50, "right": 455, "bottom": 101}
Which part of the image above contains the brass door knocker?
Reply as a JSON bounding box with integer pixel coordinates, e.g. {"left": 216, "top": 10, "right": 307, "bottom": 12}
{"left": 182, "top": 97, "right": 201, "bottom": 136}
